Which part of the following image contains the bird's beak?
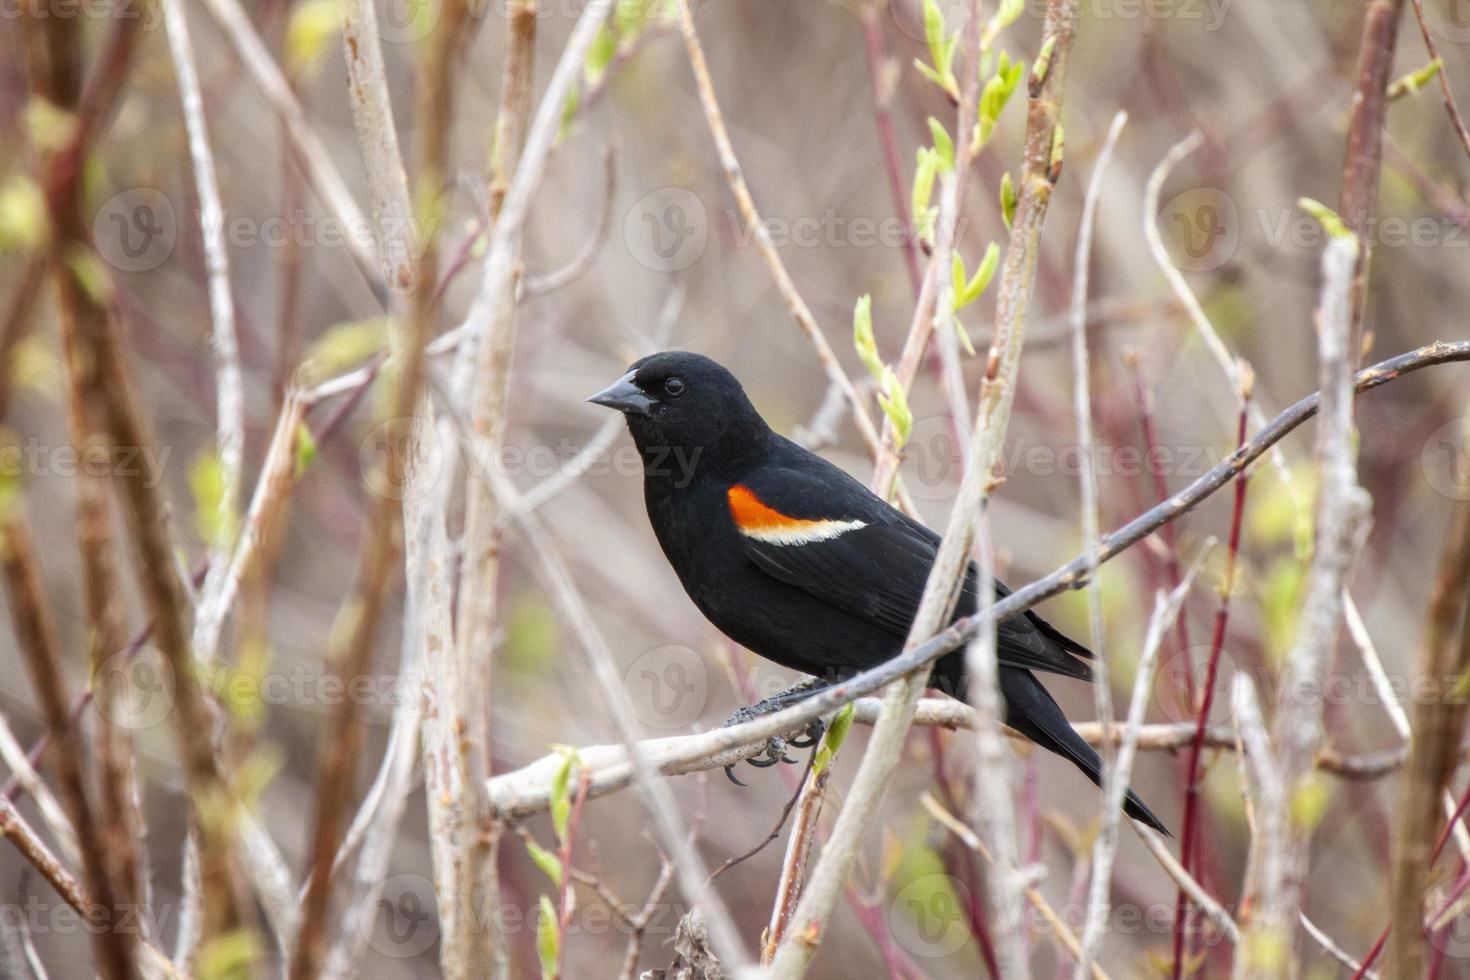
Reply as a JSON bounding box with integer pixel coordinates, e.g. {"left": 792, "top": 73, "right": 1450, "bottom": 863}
{"left": 586, "top": 371, "right": 655, "bottom": 416}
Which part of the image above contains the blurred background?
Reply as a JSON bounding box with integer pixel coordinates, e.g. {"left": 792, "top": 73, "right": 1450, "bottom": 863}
{"left": 2, "top": 0, "right": 1469, "bottom": 975}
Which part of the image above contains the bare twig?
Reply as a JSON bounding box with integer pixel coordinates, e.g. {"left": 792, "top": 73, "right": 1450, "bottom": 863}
{"left": 1388, "top": 428, "right": 1470, "bottom": 976}
{"left": 1407, "top": 0, "right": 1470, "bottom": 162}
{"left": 161, "top": 0, "right": 243, "bottom": 651}
{"left": 1, "top": 515, "right": 134, "bottom": 980}
{"left": 1067, "top": 109, "right": 1129, "bottom": 978}
{"left": 1080, "top": 564, "right": 1205, "bottom": 976}
{"left": 287, "top": 1, "right": 461, "bottom": 968}
{"left": 1339, "top": 0, "right": 1407, "bottom": 361}
{"left": 22, "top": 0, "right": 245, "bottom": 955}
{"left": 1236, "top": 235, "right": 1372, "bottom": 978}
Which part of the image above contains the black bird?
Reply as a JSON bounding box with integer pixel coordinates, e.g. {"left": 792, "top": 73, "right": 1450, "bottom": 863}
{"left": 588, "top": 351, "right": 1168, "bottom": 834}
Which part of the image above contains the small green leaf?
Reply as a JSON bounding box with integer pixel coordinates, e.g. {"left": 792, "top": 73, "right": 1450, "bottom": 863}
{"left": 524, "top": 837, "right": 563, "bottom": 888}
{"left": 852, "top": 294, "right": 884, "bottom": 380}
{"left": 877, "top": 367, "right": 912, "bottom": 448}
{"left": 301, "top": 318, "right": 390, "bottom": 385}
{"left": 999, "top": 172, "right": 1017, "bottom": 230}
{"left": 1297, "top": 197, "right": 1355, "bottom": 241}
{"left": 536, "top": 895, "right": 560, "bottom": 980}
{"left": 0, "top": 176, "right": 48, "bottom": 251}
{"left": 195, "top": 928, "right": 263, "bottom": 980}
{"left": 584, "top": 24, "right": 618, "bottom": 86}
{"left": 912, "top": 147, "right": 940, "bottom": 236}
{"left": 24, "top": 98, "right": 76, "bottom": 155}
{"left": 549, "top": 746, "right": 579, "bottom": 841}
{"left": 189, "top": 449, "right": 236, "bottom": 550}
{"left": 1387, "top": 58, "right": 1443, "bottom": 101}
{"left": 927, "top": 117, "right": 955, "bottom": 172}
{"left": 1032, "top": 35, "right": 1057, "bottom": 90}
{"left": 950, "top": 251, "right": 967, "bottom": 306}
{"left": 293, "top": 423, "right": 317, "bottom": 478}
{"left": 954, "top": 241, "right": 1000, "bottom": 309}
{"left": 559, "top": 83, "right": 582, "bottom": 144}
{"left": 914, "top": 60, "right": 956, "bottom": 98}
{"left": 812, "top": 702, "right": 857, "bottom": 775}
{"left": 285, "top": 0, "right": 344, "bottom": 78}
{"left": 64, "top": 246, "right": 113, "bottom": 305}
{"left": 923, "top": 0, "right": 948, "bottom": 73}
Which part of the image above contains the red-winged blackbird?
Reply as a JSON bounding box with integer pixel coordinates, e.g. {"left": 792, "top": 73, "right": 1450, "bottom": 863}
{"left": 589, "top": 351, "right": 1168, "bottom": 834}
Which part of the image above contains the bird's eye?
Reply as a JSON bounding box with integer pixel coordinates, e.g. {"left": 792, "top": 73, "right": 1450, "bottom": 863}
{"left": 663, "top": 377, "right": 686, "bottom": 397}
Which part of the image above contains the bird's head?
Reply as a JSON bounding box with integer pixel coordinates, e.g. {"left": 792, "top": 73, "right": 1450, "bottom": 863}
{"left": 587, "top": 351, "right": 769, "bottom": 474}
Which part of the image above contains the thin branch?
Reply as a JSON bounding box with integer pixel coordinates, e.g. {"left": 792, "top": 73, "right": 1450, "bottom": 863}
{"left": 290, "top": 0, "right": 471, "bottom": 971}
{"left": 1, "top": 515, "right": 134, "bottom": 980}
{"left": 1388, "top": 430, "right": 1470, "bottom": 976}
{"left": 1407, "top": 0, "right": 1470, "bottom": 162}
{"left": 161, "top": 0, "right": 243, "bottom": 651}
{"left": 1236, "top": 234, "right": 1372, "bottom": 978}
{"left": 1068, "top": 109, "right": 1129, "bottom": 979}
{"left": 1080, "top": 562, "right": 1205, "bottom": 976}
{"left": 1339, "top": 0, "right": 1407, "bottom": 361}
{"left": 22, "top": 0, "right": 245, "bottom": 953}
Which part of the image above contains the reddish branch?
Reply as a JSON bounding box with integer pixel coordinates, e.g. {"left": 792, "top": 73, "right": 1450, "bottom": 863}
{"left": 1171, "top": 398, "right": 1251, "bottom": 979}
{"left": 287, "top": 0, "right": 470, "bottom": 974}
{"left": 1338, "top": 0, "right": 1407, "bottom": 361}
{"left": 1, "top": 517, "right": 135, "bottom": 980}
{"left": 1388, "top": 490, "right": 1470, "bottom": 976}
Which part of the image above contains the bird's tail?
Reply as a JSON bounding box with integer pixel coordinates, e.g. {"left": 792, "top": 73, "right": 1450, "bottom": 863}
{"left": 935, "top": 655, "right": 1171, "bottom": 835}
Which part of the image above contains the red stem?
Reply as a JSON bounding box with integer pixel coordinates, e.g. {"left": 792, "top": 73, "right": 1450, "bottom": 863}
{"left": 1170, "top": 402, "right": 1251, "bottom": 980}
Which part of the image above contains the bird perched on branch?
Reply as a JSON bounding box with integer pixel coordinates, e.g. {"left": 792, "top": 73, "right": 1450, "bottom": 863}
{"left": 589, "top": 350, "right": 1168, "bottom": 834}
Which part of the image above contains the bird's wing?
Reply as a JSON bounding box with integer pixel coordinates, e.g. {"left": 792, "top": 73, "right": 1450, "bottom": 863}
{"left": 727, "top": 460, "right": 1093, "bottom": 680}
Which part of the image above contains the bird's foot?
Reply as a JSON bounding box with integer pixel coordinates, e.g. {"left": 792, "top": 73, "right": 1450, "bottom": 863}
{"left": 720, "top": 688, "right": 831, "bottom": 785}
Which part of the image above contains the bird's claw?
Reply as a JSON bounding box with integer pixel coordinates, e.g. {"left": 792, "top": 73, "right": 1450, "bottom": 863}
{"left": 723, "top": 734, "right": 798, "bottom": 786}
{"left": 786, "top": 717, "right": 826, "bottom": 749}
{"left": 721, "top": 689, "right": 831, "bottom": 785}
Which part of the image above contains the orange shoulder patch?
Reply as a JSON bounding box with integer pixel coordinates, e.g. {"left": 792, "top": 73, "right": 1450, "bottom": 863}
{"left": 726, "top": 484, "right": 866, "bottom": 545}
{"left": 727, "top": 484, "right": 799, "bottom": 531}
